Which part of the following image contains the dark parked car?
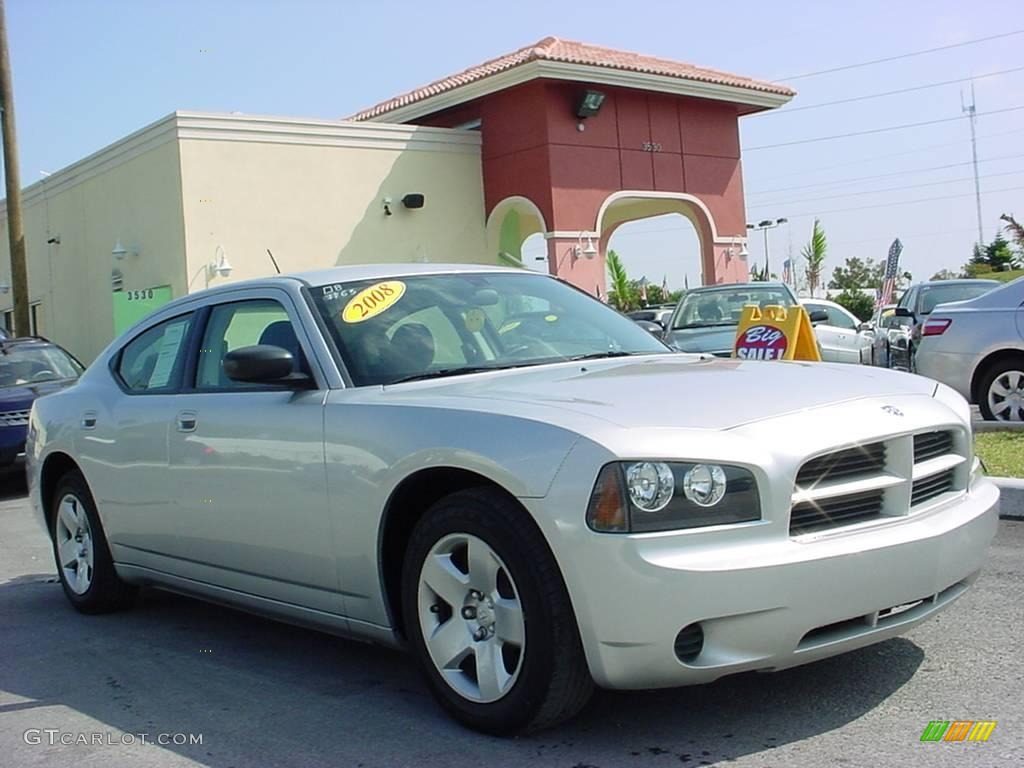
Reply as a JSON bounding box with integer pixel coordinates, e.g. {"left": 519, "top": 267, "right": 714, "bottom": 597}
{"left": 0, "top": 336, "right": 84, "bottom": 468}
{"left": 627, "top": 306, "right": 674, "bottom": 330}
{"left": 890, "top": 279, "right": 1000, "bottom": 371}
{"left": 662, "top": 283, "right": 803, "bottom": 356}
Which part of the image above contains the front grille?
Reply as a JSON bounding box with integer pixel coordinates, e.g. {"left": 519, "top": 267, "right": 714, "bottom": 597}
{"left": 0, "top": 409, "right": 30, "bottom": 427}
{"left": 912, "top": 469, "right": 955, "bottom": 506}
{"left": 796, "top": 442, "right": 886, "bottom": 487}
{"left": 914, "top": 431, "right": 954, "bottom": 463}
{"left": 790, "top": 490, "right": 885, "bottom": 535}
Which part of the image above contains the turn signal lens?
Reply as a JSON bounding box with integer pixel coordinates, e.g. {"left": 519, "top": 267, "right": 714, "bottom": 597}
{"left": 586, "top": 465, "right": 628, "bottom": 532}
{"left": 922, "top": 318, "right": 952, "bottom": 336}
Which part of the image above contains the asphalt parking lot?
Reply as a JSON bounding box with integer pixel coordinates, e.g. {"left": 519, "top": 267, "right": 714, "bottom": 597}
{"left": 1, "top": 467, "right": 1022, "bottom": 768}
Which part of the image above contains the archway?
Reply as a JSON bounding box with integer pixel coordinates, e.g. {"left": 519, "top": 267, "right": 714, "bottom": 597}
{"left": 605, "top": 213, "right": 701, "bottom": 304}
{"left": 485, "top": 196, "right": 548, "bottom": 269}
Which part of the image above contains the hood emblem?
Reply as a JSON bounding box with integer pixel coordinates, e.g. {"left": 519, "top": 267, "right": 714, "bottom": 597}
{"left": 881, "top": 405, "right": 904, "bottom": 417}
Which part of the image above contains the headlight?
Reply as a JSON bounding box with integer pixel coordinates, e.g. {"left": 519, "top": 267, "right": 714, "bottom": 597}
{"left": 587, "top": 462, "right": 760, "bottom": 533}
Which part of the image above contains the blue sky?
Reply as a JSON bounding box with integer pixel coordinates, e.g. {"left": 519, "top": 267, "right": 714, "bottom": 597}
{"left": 6, "top": 0, "right": 1024, "bottom": 291}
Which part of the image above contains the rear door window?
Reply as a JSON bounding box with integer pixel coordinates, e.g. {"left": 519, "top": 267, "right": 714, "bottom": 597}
{"left": 116, "top": 314, "right": 193, "bottom": 393}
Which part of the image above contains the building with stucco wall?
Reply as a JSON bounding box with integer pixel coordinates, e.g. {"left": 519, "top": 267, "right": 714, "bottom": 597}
{"left": 0, "top": 37, "right": 792, "bottom": 363}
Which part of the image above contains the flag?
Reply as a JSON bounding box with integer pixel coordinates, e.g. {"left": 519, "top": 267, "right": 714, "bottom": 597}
{"left": 685, "top": 275, "right": 690, "bottom": 290}
{"left": 782, "top": 258, "right": 792, "bottom": 285}
{"left": 640, "top": 281, "right": 648, "bottom": 304}
{"left": 596, "top": 284, "right": 605, "bottom": 302}
{"left": 876, "top": 238, "right": 903, "bottom": 308}
{"left": 661, "top": 274, "right": 669, "bottom": 296}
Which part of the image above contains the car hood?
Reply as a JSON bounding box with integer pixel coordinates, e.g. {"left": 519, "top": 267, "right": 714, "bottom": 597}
{"left": 377, "top": 355, "right": 937, "bottom": 432}
{"left": 662, "top": 325, "right": 737, "bottom": 353}
{"left": 0, "top": 379, "right": 76, "bottom": 410}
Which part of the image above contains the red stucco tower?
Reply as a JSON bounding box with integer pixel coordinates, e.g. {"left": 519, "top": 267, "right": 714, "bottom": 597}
{"left": 350, "top": 37, "right": 794, "bottom": 295}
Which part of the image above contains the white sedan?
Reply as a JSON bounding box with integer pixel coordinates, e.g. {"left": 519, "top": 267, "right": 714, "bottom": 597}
{"left": 27, "top": 265, "right": 998, "bottom": 734}
{"left": 801, "top": 298, "right": 874, "bottom": 364}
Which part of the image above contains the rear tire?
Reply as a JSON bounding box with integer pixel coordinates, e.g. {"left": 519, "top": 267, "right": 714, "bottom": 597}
{"left": 978, "top": 356, "right": 1024, "bottom": 421}
{"left": 401, "top": 488, "right": 593, "bottom": 735}
{"left": 49, "top": 470, "right": 136, "bottom": 613}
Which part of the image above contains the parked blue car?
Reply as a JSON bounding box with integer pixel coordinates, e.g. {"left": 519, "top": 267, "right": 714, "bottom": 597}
{"left": 0, "top": 336, "right": 83, "bottom": 468}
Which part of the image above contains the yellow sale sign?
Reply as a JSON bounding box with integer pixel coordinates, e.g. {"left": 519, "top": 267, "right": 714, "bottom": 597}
{"left": 732, "top": 304, "right": 821, "bottom": 362}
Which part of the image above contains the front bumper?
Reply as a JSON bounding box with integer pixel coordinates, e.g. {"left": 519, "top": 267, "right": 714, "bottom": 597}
{"left": 530, "top": 453, "right": 998, "bottom": 690}
{"left": 0, "top": 425, "right": 26, "bottom": 466}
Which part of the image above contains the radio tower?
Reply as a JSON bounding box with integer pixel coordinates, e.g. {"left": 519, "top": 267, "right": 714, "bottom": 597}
{"left": 962, "top": 84, "right": 984, "bottom": 247}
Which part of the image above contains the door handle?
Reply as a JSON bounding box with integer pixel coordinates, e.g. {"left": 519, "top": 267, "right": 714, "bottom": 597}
{"left": 80, "top": 411, "right": 97, "bottom": 430}
{"left": 176, "top": 411, "right": 198, "bottom": 432}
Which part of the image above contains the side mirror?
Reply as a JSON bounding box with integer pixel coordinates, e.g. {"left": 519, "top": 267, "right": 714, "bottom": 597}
{"left": 224, "top": 345, "right": 309, "bottom": 385}
{"left": 808, "top": 310, "right": 829, "bottom": 324}
{"left": 857, "top": 322, "right": 872, "bottom": 332}
{"left": 893, "top": 307, "right": 914, "bottom": 318}
{"left": 633, "top": 319, "right": 663, "bottom": 336}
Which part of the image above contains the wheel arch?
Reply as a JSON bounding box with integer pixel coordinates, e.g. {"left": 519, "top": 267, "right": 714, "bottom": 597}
{"left": 378, "top": 467, "right": 543, "bottom": 640}
{"left": 970, "top": 348, "right": 1024, "bottom": 404}
{"left": 39, "top": 451, "right": 84, "bottom": 533}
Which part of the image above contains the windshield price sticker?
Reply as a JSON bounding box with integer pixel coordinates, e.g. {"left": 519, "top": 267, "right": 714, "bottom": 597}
{"left": 735, "top": 324, "right": 788, "bottom": 360}
{"left": 342, "top": 281, "right": 406, "bottom": 323}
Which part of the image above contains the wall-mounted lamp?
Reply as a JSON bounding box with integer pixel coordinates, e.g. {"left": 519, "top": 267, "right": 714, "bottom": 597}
{"left": 0, "top": 282, "right": 10, "bottom": 295}
{"left": 574, "top": 234, "right": 598, "bottom": 259}
{"left": 209, "top": 246, "right": 233, "bottom": 281}
{"left": 575, "top": 89, "right": 606, "bottom": 119}
{"left": 382, "top": 197, "right": 393, "bottom": 216}
{"left": 112, "top": 239, "right": 139, "bottom": 260}
{"left": 47, "top": 235, "right": 61, "bottom": 245}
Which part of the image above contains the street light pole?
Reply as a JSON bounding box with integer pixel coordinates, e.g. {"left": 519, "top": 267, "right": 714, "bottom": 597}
{"left": 746, "top": 218, "right": 788, "bottom": 279}
{"left": 0, "top": 0, "right": 29, "bottom": 337}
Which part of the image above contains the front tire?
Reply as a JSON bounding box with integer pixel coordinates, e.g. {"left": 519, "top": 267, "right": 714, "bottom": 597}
{"left": 401, "top": 488, "right": 593, "bottom": 734}
{"left": 50, "top": 470, "right": 136, "bottom": 613}
{"left": 979, "top": 356, "right": 1024, "bottom": 421}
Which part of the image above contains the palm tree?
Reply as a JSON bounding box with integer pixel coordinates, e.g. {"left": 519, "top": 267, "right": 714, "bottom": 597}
{"left": 802, "top": 218, "right": 828, "bottom": 297}
{"left": 1000, "top": 213, "right": 1024, "bottom": 249}
{"left": 606, "top": 249, "right": 632, "bottom": 310}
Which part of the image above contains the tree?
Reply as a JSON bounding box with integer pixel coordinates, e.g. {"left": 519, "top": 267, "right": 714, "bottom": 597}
{"left": 985, "top": 234, "right": 1015, "bottom": 270}
{"left": 930, "top": 269, "right": 961, "bottom": 281}
{"left": 606, "top": 250, "right": 635, "bottom": 310}
{"left": 829, "top": 256, "right": 884, "bottom": 291}
{"left": 802, "top": 218, "right": 827, "bottom": 296}
{"left": 1000, "top": 212, "right": 1024, "bottom": 251}
{"left": 834, "top": 289, "right": 874, "bottom": 321}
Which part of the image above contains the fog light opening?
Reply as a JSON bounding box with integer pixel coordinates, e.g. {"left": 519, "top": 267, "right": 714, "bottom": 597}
{"left": 674, "top": 622, "right": 705, "bottom": 663}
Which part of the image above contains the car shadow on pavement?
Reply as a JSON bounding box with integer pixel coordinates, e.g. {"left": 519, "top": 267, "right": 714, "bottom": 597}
{"left": 0, "top": 581, "right": 925, "bottom": 767}
{"left": 0, "top": 467, "right": 27, "bottom": 501}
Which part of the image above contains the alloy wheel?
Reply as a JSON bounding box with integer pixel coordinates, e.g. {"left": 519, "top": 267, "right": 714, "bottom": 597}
{"left": 988, "top": 369, "right": 1024, "bottom": 421}
{"left": 54, "top": 493, "right": 94, "bottom": 594}
{"left": 416, "top": 533, "right": 526, "bottom": 703}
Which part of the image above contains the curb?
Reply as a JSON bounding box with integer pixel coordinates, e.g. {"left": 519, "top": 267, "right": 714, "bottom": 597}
{"left": 992, "top": 477, "right": 1024, "bottom": 520}
{"left": 974, "top": 421, "right": 1024, "bottom": 433}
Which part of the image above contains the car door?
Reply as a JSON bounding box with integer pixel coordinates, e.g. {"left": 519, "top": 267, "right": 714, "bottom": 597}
{"left": 165, "top": 291, "right": 342, "bottom": 615}
{"left": 804, "top": 302, "right": 843, "bottom": 362}
{"left": 822, "top": 304, "right": 862, "bottom": 363}
{"left": 79, "top": 312, "right": 197, "bottom": 567}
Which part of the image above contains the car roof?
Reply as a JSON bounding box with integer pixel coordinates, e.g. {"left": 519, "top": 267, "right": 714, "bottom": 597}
{"left": 683, "top": 282, "right": 791, "bottom": 294}
{"left": 915, "top": 279, "right": 1000, "bottom": 287}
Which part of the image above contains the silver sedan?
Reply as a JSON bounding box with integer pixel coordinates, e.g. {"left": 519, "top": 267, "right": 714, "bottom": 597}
{"left": 914, "top": 276, "right": 1024, "bottom": 421}
{"left": 26, "top": 265, "right": 998, "bottom": 734}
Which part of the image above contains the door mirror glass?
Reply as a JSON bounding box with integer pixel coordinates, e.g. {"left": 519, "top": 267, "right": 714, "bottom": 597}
{"left": 808, "top": 309, "right": 829, "bottom": 324}
{"left": 893, "top": 307, "right": 914, "bottom": 318}
{"left": 224, "top": 345, "right": 300, "bottom": 384}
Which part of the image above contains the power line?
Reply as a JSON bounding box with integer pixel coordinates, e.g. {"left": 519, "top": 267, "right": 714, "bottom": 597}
{"left": 748, "top": 126, "right": 1024, "bottom": 184}
{"left": 744, "top": 105, "right": 1024, "bottom": 150}
{"left": 769, "top": 183, "right": 1024, "bottom": 219}
{"left": 759, "top": 66, "right": 1024, "bottom": 116}
{"left": 749, "top": 168, "right": 1024, "bottom": 209}
{"left": 748, "top": 152, "right": 1024, "bottom": 196}
{"left": 776, "top": 29, "right": 1024, "bottom": 81}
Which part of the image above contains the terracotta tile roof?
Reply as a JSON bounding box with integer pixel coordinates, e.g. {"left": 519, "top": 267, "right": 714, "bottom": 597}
{"left": 349, "top": 36, "right": 794, "bottom": 121}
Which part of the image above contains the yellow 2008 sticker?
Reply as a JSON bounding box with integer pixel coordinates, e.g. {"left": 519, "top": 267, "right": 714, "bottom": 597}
{"left": 342, "top": 281, "right": 406, "bottom": 323}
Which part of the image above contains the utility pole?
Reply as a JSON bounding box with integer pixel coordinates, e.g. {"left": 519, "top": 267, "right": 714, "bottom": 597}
{"left": 0, "top": 0, "right": 29, "bottom": 336}
{"left": 962, "top": 83, "right": 984, "bottom": 248}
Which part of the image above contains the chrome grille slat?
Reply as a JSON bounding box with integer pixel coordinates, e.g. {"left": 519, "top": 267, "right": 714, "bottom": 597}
{"left": 795, "top": 443, "right": 886, "bottom": 487}
{"left": 0, "top": 409, "right": 31, "bottom": 427}
{"left": 911, "top": 469, "right": 955, "bottom": 506}
{"left": 913, "top": 431, "right": 954, "bottom": 463}
{"left": 790, "top": 490, "right": 884, "bottom": 534}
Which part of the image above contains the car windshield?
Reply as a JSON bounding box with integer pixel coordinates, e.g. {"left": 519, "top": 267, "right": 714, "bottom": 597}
{"left": 310, "top": 272, "right": 668, "bottom": 386}
{"left": 919, "top": 283, "right": 996, "bottom": 314}
{"left": 671, "top": 287, "right": 795, "bottom": 329}
{"left": 0, "top": 345, "right": 83, "bottom": 388}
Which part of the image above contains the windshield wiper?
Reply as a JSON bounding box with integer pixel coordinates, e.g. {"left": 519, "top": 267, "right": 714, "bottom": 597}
{"left": 565, "top": 351, "right": 640, "bottom": 362}
{"left": 390, "top": 363, "right": 537, "bottom": 384}
{"left": 674, "top": 322, "right": 735, "bottom": 329}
